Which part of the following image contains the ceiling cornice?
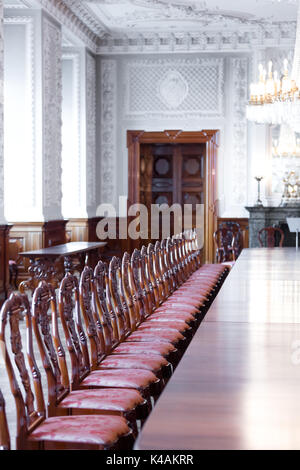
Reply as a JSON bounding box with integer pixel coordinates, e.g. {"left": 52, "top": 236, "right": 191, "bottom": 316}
{"left": 96, "top": 23, "right": 296, "bottom": 55}
{"left": 36, "top": 0, "right": 100, "bottom": 52}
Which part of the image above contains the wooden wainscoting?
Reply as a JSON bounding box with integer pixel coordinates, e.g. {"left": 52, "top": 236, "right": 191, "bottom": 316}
{"left": 0, "top": 224, "right": 11, "bottom": 303}
{"left": 217, "top": 217, "right": 249, "bottom": 250}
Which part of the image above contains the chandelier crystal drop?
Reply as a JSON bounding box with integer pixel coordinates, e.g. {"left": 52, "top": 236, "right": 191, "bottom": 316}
{"left": 247, "top": 1, "right": 300, "bottom": 131}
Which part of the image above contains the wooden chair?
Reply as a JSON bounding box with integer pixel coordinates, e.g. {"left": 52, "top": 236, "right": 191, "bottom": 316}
{"left": 138, "top": 246, "right": 196, "bottom": 337}
{"left": 213, "top": 227, "right": 236, "bottom": 263}
{"left": 31, "top": 279, "right": 148, "bottom": 438}
{"left": 79, "top": 263, "right": 170, "bottom": 384}
{"left": 219, "top": 222, "right": 243, "bottom": 260}
{"left": 98, "top": 256, "right": 178, "bottom": 364}
{"left": 122, "top": 250, "right": 187, "bottom": 347}
{"left": 8, "top": 238, "right": 23, "bottom": 289}
{"left": 0, "top": 389, "right": 10, "bottom": 450}
{"left": 258, "top": 227, "right": 284, "bottom": 248}
{"left": 58, "top": 268, "right": 161, "bottom": 406}
{"left": 0, "top": 292, "right": 133, "bottom": 450}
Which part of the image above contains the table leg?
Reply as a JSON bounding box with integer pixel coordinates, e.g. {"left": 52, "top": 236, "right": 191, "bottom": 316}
{"left": 19, "top": 257, "right": 58, "bottom": 294}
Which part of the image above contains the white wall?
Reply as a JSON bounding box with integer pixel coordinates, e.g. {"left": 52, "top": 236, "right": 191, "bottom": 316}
{"left": 4, "top": 17, "right": 37, "bottom": 221}
{"left": 0, "top": 3, "right": 5, "bottom": 224}
{"left": 97, "top": 47, "right": 293, "bottom": 218}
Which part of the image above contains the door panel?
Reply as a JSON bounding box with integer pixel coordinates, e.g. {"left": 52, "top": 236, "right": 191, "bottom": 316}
{"left": 140, "top": 143, "right": 205, "bottom": 243}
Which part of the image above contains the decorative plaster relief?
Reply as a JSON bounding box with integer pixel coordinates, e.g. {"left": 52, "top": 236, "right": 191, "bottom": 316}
{"left": 157, "top": 70, "right": 188, "bottom": 109}
{"left": 124, "top": 57, "right": 224, "bottom": 120}
{"left": 100, "top": 59, "right": 117, "bottom": 205}
{"left": 37, "top": 0, "right": 99, "bottom": 52}
{"left": 86, "top": 51, "right": 97, "bottom": 208}
{"left": 42, "top": 15, "right": 63, "bottom": 213}
{"left": 230, "top": 57, "right": 249, "bottom": 206}
{"left": 98, "top": 25, "right": 296, "bottom": 54}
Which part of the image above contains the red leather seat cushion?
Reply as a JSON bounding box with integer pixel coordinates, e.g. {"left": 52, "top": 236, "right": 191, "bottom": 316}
{"left": 99, "top": 354, "right": 168, "bottom": 372}
{"left": 29, "top": 415, "right": 130, "bottom": 448}
{"left": 154, "top": 306, "right": 197, "bottom": 316}
{"left": 141, "top": 319, "right": 190, "bottom": 331}
{"left": 126, "top": 329, "right": 184, "bottom": 344}
{"left": 134, "top": 324, "right": 187, "bottom": 337}
{"left": 149, "top": 312, "right": 195, "bottom": 322}
{"left": 81, "top": 368, "right": 158, "bottom": 389}
{"left": 113, "top": 342, "right": 176, "bottom": 356}
{"left": 60, "top": 388, "right": 145, "bottom": 412}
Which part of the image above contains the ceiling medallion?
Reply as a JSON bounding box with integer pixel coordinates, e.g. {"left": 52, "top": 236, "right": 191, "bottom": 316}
{"left": 157, "top": 70, "right": 188, "bottom": 109}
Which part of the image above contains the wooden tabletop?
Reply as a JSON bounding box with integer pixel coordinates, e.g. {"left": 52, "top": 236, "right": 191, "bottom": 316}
{"left": 135, "top": 248, "right": 300, "bottom": 450}
{"left": 20, "top": 241, "right": 107, "bottom": 258}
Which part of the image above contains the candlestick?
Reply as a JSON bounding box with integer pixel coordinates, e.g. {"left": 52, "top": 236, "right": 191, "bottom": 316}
{"left": 255, "top": 176, "right": 263, "bottom": 207}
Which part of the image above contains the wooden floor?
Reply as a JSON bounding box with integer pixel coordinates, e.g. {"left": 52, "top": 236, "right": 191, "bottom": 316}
{"left": 135, "top": 248, "right": 300, "bottom": 450}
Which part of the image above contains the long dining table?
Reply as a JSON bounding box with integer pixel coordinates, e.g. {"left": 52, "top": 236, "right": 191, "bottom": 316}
{"left": 134, "top": 248, "right": 300, "bottom": 450}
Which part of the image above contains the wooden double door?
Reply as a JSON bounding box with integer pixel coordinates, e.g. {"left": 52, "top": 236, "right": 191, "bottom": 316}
{"left": 127, "top": 130, "right": 219, "bottom": 263}
{"left": 140, "top": 143, "right": 205, "bottom": 243}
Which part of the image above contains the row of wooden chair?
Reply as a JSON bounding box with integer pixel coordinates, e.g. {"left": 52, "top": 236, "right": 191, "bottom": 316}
{"left": 0, "top": 230, "right": 229, "bottom": 450}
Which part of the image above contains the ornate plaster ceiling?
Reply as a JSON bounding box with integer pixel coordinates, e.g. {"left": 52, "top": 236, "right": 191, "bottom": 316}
{"left": 4, "top": 0, "right": 298, "bottom": 52}
{"left": 76, "top": 0, "right": 298, "bottom": 35}
{"left": 5, "top": 1, "right": 299, "bottom": 34}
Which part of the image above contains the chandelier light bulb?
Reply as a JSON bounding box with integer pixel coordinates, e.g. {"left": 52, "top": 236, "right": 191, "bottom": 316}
{"left": 268, "top": 61, "right": 273, "bottom": 78}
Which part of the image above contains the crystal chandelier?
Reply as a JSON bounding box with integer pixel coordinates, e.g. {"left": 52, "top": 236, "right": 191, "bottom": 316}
{"left": 246, "top": 0, "right": 300, "bottom": 131}
{"left": 272, "top": 123, "right": 300, "bottom": 156}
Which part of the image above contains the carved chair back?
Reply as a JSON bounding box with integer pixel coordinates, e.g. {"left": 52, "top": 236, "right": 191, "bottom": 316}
{"left": 0, "top": 293, "right": 46, "bottom": 450}
{"left": 191, "top": 228, "right": 202, "bottom": 267}
{"left": 219, "top": 222, "right": 242, "bottom": 259}
{"left": 121, "top": 253, "right": 140, "bottom": 330}
{"left": 146, "top": 244, "right": 161, "bottom": 307}
{"left": 172, "top": 238, "right": 185, "bottom": 284}
{"left": 130, "top": 249, "right": 149, "bottom": 320}
{"left": 31, "top": 281, "right": 70, "bottom": 416}
{"left": 182, "top": 231, "right": 197, "bottom": 272}
{"left": 79, "top": 267, "right": 106, "bottom": 369}
{"left": 213, "top": 227, "right": 235, "bottom": 263}
{"left": 139, "top": 247, "right": 153, "bottom": 313}
{"left": 166, "top": 239, "right": 179, "bottom": 291}
{"left": 159, "top": 240, "right": 172, "bottom": 297}
{"left": 165, "top": 238, "right": 179, "bottom": 290}
{"left": 153, "top": 242, "right": 167, "bottom": 302}
{"left": 93, "top": 261, "right": 115, "bottom": 352}
{"left": 258, "top": 227, "right": 284, "bottom": 248}
{"left": 58, "top": 273, "right": 91, "bottom": 387}
{"left": 140, "top": 246, "right": 156, "bottom": 311}
{"left": 0, "top": 388, "right": 10, "bottom": 450}
{"left": 168, "top": 238, "right": 182, "bottom": 287}
{"left": 108, "top": 257, "right": 129, "bottom": 340}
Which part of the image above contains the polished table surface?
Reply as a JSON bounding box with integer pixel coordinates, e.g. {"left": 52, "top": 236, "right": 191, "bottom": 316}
{"left": 135, "top": 248, "right": 300, "bottom": 450}
{"left": 20, "top": 241, "right": 107, "bottom": 258}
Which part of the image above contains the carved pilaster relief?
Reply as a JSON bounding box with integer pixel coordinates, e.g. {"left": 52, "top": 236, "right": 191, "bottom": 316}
{"left": 42, "top": 15, "right": 63, "bottom": 217}
{"left": 86, "top": 52, "right": 97, "bottom": 209}
{"left": 100, "top": 59, "right": 117, "bottom": 205}
{"left": 230, "top": 57, "right": 249, "bottom": 206}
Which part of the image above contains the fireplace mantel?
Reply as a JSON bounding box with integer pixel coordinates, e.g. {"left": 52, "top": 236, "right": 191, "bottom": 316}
{"left": 246, "top": 206, "right": 300, "bottom": 247}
